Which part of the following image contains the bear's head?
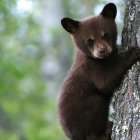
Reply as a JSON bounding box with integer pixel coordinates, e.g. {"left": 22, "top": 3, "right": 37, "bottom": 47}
{"left": 61, "top": 3, "right": 117, "bottom": 59}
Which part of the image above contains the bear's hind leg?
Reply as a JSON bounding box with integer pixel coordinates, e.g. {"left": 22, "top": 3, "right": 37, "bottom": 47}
{"left": 69, "top": 134, "right": 86, "bottom": 140}
{"left": 105, "top": 121, "right": 113, "bottom": 140}
{"left": 87, "top": 134, "right": 107, "bottom": 140}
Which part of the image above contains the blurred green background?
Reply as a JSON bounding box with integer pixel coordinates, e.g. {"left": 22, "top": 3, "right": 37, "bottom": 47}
{"left": 0, "top": 0, "right": 123, "bottom": 139}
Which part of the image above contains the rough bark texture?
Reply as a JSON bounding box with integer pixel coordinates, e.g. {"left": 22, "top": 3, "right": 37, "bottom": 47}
{"left": 112, "top": 0, "right": 140, "bottom": 140}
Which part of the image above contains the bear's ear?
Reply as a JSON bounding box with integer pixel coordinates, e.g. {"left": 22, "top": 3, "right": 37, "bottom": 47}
{"left": 61, "top": 17, "right": 79, "bottom": 34}
{"left": 100, "top": 3, "right": 117, "bottom": 19}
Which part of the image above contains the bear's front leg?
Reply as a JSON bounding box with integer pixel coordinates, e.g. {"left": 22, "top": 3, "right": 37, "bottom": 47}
{"left": 124, "top": 46, "right": 140, "bottom": 69}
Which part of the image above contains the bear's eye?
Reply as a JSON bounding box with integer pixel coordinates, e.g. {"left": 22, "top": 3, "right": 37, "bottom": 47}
{"left": 86, "top": 39, "right": 95, "bottom": 46}
{"left": 103, "top": 33, "right": 110, "bottom": 41}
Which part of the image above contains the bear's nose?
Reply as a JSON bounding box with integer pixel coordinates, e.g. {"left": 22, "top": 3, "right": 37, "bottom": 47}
{"left": 99, "top": 48, "right": 107, "bottom": 54}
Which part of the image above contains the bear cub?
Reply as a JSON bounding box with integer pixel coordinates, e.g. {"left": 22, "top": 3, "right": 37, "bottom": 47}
{"left": 58, "top": 3, "right": 140, "bottom": 140}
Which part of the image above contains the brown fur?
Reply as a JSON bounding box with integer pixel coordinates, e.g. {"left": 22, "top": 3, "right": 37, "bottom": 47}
{"left": 58, "top": 3, "right": 140, "bottom": 140}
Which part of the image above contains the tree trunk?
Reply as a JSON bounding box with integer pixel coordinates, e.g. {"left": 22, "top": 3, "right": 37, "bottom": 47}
{"left": 112, "top": 0, "right": 140, "bottom": 140}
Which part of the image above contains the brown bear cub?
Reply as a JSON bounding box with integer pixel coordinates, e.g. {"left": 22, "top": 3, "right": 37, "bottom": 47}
{"left": 58, "top": 3, "right": 140, "bottom": 140}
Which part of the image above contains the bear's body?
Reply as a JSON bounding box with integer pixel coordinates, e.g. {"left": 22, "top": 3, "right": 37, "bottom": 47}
{"left": 58, "top": 3, "right": 140, "bottom": 140}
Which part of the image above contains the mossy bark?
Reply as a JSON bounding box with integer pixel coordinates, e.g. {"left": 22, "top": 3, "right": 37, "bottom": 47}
{"left": 112, "top": 0, "right": 140, "bottom": 139}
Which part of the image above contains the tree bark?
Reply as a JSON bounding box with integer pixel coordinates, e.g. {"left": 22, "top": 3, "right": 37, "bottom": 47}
{"left": 112, "top": 0, "right": 140, "bottom": 140}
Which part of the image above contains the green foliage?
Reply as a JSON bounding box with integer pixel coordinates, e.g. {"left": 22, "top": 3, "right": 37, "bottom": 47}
{"left": 0, "top": 0, "right": 64, "bottom": 139}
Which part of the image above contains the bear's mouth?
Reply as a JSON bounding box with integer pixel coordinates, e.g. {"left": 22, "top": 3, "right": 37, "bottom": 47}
{"left": 88, "top": 42, "right": 113, "bottom": 59}
{"left": 91, "top": 49, "right": 111, "bottom": 59}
